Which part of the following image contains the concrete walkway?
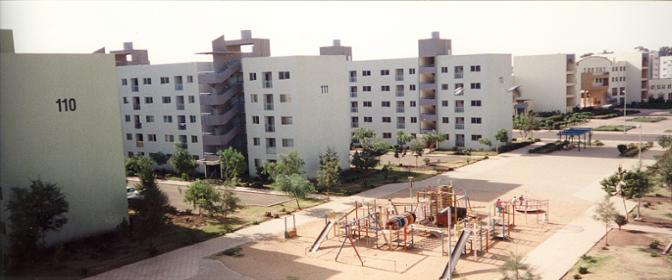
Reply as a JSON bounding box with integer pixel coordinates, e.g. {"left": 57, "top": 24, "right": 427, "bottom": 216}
{"left": 622, "top": 223, "right": 672, "bottom": 235}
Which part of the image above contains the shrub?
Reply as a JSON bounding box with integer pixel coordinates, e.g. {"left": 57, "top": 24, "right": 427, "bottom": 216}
{"left": 578, "top": 266, "right": 589, "bottom": 274}
{"left": 573, "top": 273, "right": 582, "bottom": 279}
{"left": 614, "top": 214, "right": 627, "bottom": 230}
{"left": 617, "top": 144, "right": 628, "bottom": 154}
{"left": 649, "top": 240, "right": 661, "bottom": 250}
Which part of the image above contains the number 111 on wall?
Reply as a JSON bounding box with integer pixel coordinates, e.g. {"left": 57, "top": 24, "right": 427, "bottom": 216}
{"left": 56, "top": 98, "right": 77, "bottom": 112}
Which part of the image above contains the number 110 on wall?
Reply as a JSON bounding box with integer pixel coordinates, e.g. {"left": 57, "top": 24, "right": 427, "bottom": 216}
{"left": 56, "top": 98, "right": 77, "bottom": 112}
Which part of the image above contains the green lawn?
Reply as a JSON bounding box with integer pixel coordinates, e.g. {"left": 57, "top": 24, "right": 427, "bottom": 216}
{"left": 594, "top": 125, "right": 636, "bottom": 132}
{"left": 629, "top": 116, "right": 667, "bottom": 123}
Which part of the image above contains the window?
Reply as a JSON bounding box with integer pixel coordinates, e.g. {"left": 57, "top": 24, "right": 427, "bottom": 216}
{"left": 470, "top": 65, "right": 481, "bottom": 72}
{"left": 145, "top": 97, "right": 153, "bottom": 104}
{"left": 454, "top": 66, "right": 464, "bottom": 79}
{"left": 362, "top": 70, "right": 371, "bottom": 76}
{"left": 280, "top": 94, "right": 291, "bottom": 103}
{"left": 252, "top": 116, "right": 260, "bottom": 124}
{"left": 160, "top": 77, "right": 170, "bottom": 84}
{"left": 281, "top": 116, "right": 293, "bottom": 125}
{"left": 126, "top": 133, "right": 133, "bottom": 140}
{"left": 254, "top": 159, "right": 262, "bottom": 168}
{"left": 190, "top": 115, "right": 197, "bottom": 123}
{"left": 125, "top": 115, "right": 131, "bottom": 122}
{"left": 164, "top": 134, "right": 174, "bottom": 142}
{"left": 148, "top": 134, "right": 157, "bottom": 142}
{"left": 250, "top": 94, "right": 258, "bottom": 103}
{"left": 410, "top": 117, "right": 417, "bottom": 123}
{"left": 471, "top": 135, "right": 482, "bottom": 141}
{"left": 350, "top": 86, "right": 358, "bottom": 97}
{"left": 363, "top": 86, "right": 372, "bottom": 92}
{"left": 249, "top": 73, "right": 257, "bottom": 81}
{"left": 262, "top": 72, "right": 272, "bottom": 88}
{"left": 143, "top": 78, "right": 152, "bottom": 85}
{"left": 349, "top": 71, "right": 357, "bottom": 82}
{"left": 351, "top": 101, "right": 358, "bottom": 112}
{"left": 265, "top": 116, "right": 275, "bottom": 132}
{"left": 188, "top": 96, "right": 195, "bottom": 103}
{"left": 282, "top": 138, "right": 294, "bottom": 147}
{"left": 442, "top": 117, "right": 450, "bottom": 123}
{"left": 266, "top": 138, "right": 277, "bottom": 154}
{"left": 352, "top": 116, "right": 359, "bottom": 128}
{"left": 146, "top": 115, "right": 155, "bottom": 123}
{"left": 164, "top": 115, "right": 173, "bottom": 123}
{"left": 122, "top": 79, "right": 128, "bottom": 86}
{"left": 441, "top": 100, "right": 449, "bottom": 107}
{"left": 253, "top": 137, "right": 260, "bottom": 146}
{"left": 363, "top": 101, "right": 372, "bottom": 107}
{"left": 380, "top": 69, "right": 390, "bottom": 76}
{"left": 364, "top": 116, "right": 373, "bottom": 122}
{"left": 279, "top": 71, "right": 290, "bottom": 80}
{"left": 191, "top": 135, "right": 198, "bottom": 143}
{"left": 471, "top": 117, "right": 482, "bottom": 124}
{"left": 382, "top": 117, "right": 391, "bottom": 123}
{"left": 441, "top": 67, "right": 448, "bottom": 73}
{"left": 470, "top": 83, "right": 481, "bottom": 89}
{"left": 162, "top": 96, "right": 171, "bottom": 103}
{"left": 471, "top": 100, "right": 482, "bottom": 106}
{"left": 441, "top": 84, "right": 449, "bottom": 90}
{"left": 410, "top": 101, "right": 416, "bottom": 107}
{"left": 381, "top": 101, "right": 390, "bottom": 107}
{"left": 612, "top": 88, "right": 618, "bottom": 96}
{"left": 455, "top": 83, "right": 464, "bottom": 89}
{"left": 382, "top": 132, "right": 392, "bottom": 139}
{"left": 123, "top": 97, "right": 128, "bottom": 104}
{"left": 381, "top": 85, "right": 390, "bottom": 91}
{"left": 264, "top": 94, "right": 274, "bottom": 110}
{"left": 409, "top": 68, "right": 416, "bottom": 74}
{"left": 187, "top": 75, "right": 193, "bottom": 83}
{"left": 131, "top": 78, "right": 139, "bottom": 92}
{"left": 410, "top": 84, "right": 416, "bottom": 91}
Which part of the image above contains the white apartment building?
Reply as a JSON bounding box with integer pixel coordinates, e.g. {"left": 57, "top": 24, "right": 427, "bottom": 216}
{"left": 577, "top": 52, "right": 651, "bottom": 106}
{"left": 347, "top": 58, "right": 421, "bottom": 143}
{"left": 648, "top": 78, "right": 672, "bottom": 100}
{"left": 512, "top": 54, "right": 577, "bottom": 113}
{"left": 116, "top": 61, "right": 213, "bottom": 170}
{"left": 660, "top": 56, "right": 672, "bottom": 79}
{"left": 1, "top": 30, "right": 128, "bottom": 260}
{"left": 243, "top": 55, "right": 350, "bottom": 177}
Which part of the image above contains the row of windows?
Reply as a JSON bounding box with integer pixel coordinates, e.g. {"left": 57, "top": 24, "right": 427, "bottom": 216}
{"left": 251, "top": 137, "right": 294, "bottom": 148}
{"left": 248, "top": 71, "right": 291, "bottom": 81}
{"left": 123, "top": 95, "right": 196, "bottom": 104}
{"left": 124, "top": 115, "right": 198, "bottom": 123}
{"left": 350, "top": 68, "right": 416, "bottom": 78}
{"left": 611, "top": 66, "right": 626, "bottom": 72}
{"left": 611, "top": 76, "right": 626, "bottom": 82}
{"left": 121, "top": 75, "right": 193, "bottom": 86}
{"left": 249, "top": 94, "right": 291, "bottom": 103}
{"left": 350, "top": 116, "right": 482, "bottom": 124}
{"left": 651, "top": 84, "right": 672, "bottom": 90}
{"left": 439, "top": 65, "right": 481, "bottom": 73}
{"left": 128, "top": 151, "right": 200, "bottom": 161}
{"left": 250, "top": 116, "right": 293, "bottom": 125}
{"left": 126, "top": 133, "right": 198, "bottom": 143}
{"left": 368, "top": 131, "right": 483, "bottom": 143}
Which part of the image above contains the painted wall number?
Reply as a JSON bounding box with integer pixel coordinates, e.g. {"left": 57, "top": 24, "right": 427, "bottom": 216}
{"left": 56, "top": 98, "right": 77, "bottom": 112}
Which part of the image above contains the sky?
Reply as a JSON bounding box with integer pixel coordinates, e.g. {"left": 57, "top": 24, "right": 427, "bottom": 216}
{"left": 1, "top": 1, "right": 671, "bottom": 64}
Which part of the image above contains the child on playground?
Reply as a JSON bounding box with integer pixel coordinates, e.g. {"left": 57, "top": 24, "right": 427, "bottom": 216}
{"left": 495, "top": 198, "right": 503, "bottom": 214}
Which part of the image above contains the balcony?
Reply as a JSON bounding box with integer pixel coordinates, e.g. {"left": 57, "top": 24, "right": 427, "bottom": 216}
{"left": 455, "top": 107, "right": 464, "bottom": 113}
{"left": 133, "top": 104, "right": 141, "bottom": 110}
{"left": 178, "top": 142, "right": 187, "bottom": 149}
{"left": 178, "top": 123, "right": 187, "bottom": 130}
{"left": 175, "top": 84, "right": 184, "bottom": 91}
{"left": 420, "top": 113, "right": 437, "bottom": 122}
{"left": 395, "top": 75, "right": 404, "bottom": 81}
{"left": 136, "top": 141, "right": 144, "bottom": 147}
{"left": 419, "top": 66, "right": 435, "bottom": 73}
{"left": 397, "top": 123, "right": 406, "bottom": 129}
{"left": 265, "top": 124, "right": 275, "bottom": 133}
{"left": 131, "top": 85, "right": 139, "bottom": 92}
{"left": 134, "top": 122, "right": 142, "bottom": 129}
{"left": 202, "top": 127, "right": 240, "bottom": 146}
{"left": 351, "top": 107, "right": 358, "bottom": 113}
{"left": 262, "top": 80, "right": 273, "bottom": 88}
{"left": 396, "top": 108, "right": 405, "bottom": 113}
{"left": 395, "top": 90, "right": 404, "bottom": 97}
{"left": 455, "top": 124, "right": 465, "bottom": 130}
{"left": 266, "top": 146, "right": 276, "bottom": 154}
{"left": 419, "top": 82, "right": 436, "bottom": 90}
{"left": 454, "top": 73, "right": 464, "bottom": 79}
{"left": 350, "top": 76, "right": 357, "bottom": 82}
{"left": 264, "top": 102, "right": 274, "bottom": 111}
{"left": 176, "top": 103, "right": 185, "bottom": 110}
{"left": 201, "top": 107, "right": 239, "bottom": 126}
{"left": 350, "top": 92, "right": 357, "bottom": 98}
{"left": 419, "top": 98, "right": 436, "bottom": 106}
{"left": 351, "top": 122, "right": 359, "bottom": 128}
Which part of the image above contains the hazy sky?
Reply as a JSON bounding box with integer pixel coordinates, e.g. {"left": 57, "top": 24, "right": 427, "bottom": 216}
{"left": 1, "top": 1, "right": 671, "bottom": 64}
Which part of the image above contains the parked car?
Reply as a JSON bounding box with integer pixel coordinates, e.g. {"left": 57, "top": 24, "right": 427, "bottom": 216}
{"left": 126, "top": 186, "right": 143, "bottom": 199}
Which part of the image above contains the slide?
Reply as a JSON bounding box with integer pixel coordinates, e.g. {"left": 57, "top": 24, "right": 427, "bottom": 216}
{"left": 439, "top": 229, "right": 472, "bottom": 280}
{"left": 309, "top": 221, "right": 334, "bottom": 253}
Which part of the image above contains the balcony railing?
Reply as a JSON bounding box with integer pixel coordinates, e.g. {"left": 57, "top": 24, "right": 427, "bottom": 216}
{"left": 175, "top": 84, "right": 184, "bottom": 91}
{"left": 264, "top": 103, "right": 274, "bottom": 110}
{"left": 455, "top": 107, "right": 464, "bottom": 113}
{"left": 134, "top": 122, "right": 142, "bottom": 129}
{"left": 397, "top": 123, "right": 405, "bottom": 129}
{"left": 351, "top": 107, "right": 358, "bottom": 113}
{"left": 136, "top": 141, "right": 144, "bottom": 147}
{"left": 455, "top": 124, "right": 464, "bottom": 130}
{"left": 350, "top": 92, "right": 357, "bottom": 98}
{"left": 395, "top": 75, "right": 404, "bottom": 81}
{"left": 396, "top": 108, "right": 405, "bottom": 113}
{"left": 178, "top": 142, "right": 187, "bottom": 149}
{"left": 454, "top": 73, "right": 464, "bottom": 79}
{"left": 263, "top": 80, "right": 273, "bottom": 88}
{"left": 265, "top": 124, "right": 275, "bottom": 132}
{"left": 176, "top": 103, "right": 185, "bottom": 110}
{"left": 178, "top": 123, "right": 187, "bottom": 130}
{"left": 396, "top": 90, "right": 404, "bottom": 97}
{"left": 131, "top": 85, "right": 139, "bottom": 92}
{"left": 350, "top": 77, "right": 357, "bottom": 82}
{"left": 133, "top": 104, "right": 141, "bottom": 110}
{"left": 266, "top": 147, "right": 276, "bottom": 154}
{"left": 351, "top": 122, "right": 359, "bottom": 128}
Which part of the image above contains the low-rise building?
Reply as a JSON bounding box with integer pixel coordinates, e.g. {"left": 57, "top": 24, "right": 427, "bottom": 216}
{"left": 513, "top": 54, "right": 577, "bottom": 113}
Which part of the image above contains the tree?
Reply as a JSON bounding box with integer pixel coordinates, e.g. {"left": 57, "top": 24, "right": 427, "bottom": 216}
{"left": 351, "top": 148, "right": 381, "bottom": 187}
{"left": 614, "top": 214, "right": 627, "bottom": 230}
{"left": 623, "top": 170, "right": 651, "bottom": 220}
{"left": 409, "top": 139, "right": 425, "bottom": 167}
{"left": 149, "top": 152, "right": 169, "bottom": 166}
{"left": 273, "top": 174, "right": 316, "bottom": 209}
{"left": 217, "top": 147, "right": 246, "bottom": 183}
{"left": 495, "top": 129, "right": 509, "bottom": 153}
{"left": 479, "top": 137, "right": 492, "bottom": 150}
{"left": 125, "top": 156, "right": 140, "bottom": 176}
{"left": 169, "top": 143, "right": 197, "bottom": 179}
{"left": 657, "top": 135, "right": 672, "bottom": 149}
{"left": 217, "top": 187, "right": 241, "bottom": 218}
{"left": 352, "top": 127, "right": 376, "bottom": 147}
{"left": 261, "top": 150, "right": 305, "bottom": 181}
{"left": 593, "top": 195, "right": 618, "bottom": 246}
{"left": 135, "top": 156, "right": 169, "bottom": 237}
{"left": 184, "top": 181, "right": 221, "bottom": 216}
{"left": 6, "top": 180, "right": 69, "bottom": 265}
{"left": 659, "top": 149, "right": 672, "bottom": 200}
{"left": 316, "top": 147, "right": 341, "bottom": 200}
{"left": 396, "top": 131, "right": 413, "bottom": 152}
{"left": 513, "top": 111, "right": 540, "bottom": 139}
{"left": 424, "top": 130, "right": 447, "bottom": 150}
{"left": 499, "top": 250, "right": 541, "bottom": 280}
{"left": 600, "top": 166, "right": 629, "bottom": 221}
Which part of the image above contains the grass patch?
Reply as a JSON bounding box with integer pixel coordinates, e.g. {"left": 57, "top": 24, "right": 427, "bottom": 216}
{"left": 334, "top": 167, "right": 435, "bottom": 195}
{"left": 594, "top": 125, "right": 636, "bottom": 132}
{"left": 629, "top": 116, "right": 667, "bottom": 123}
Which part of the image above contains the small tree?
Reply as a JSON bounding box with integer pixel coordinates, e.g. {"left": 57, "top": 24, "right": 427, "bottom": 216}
{"left": 135, "top": 156, "right": 169, "bottom": 237}
{"left": 184, "top": 181, "right": 221, "bottom": 216}
{"left": 623, "top": 169, "right": 651, "bottom": 220}
{"left": 396, "top": 131, "right": 413, "bottom": 154}
{"left": 261, "top": 150, "right": 306, "bottom": 181}
{"left": 479, "top": 138, "right": 493, "bottom": 150}
{"left": 409, "top": 139, "right": 425, "bottom": 167}
{"left": 514, "top": 111, "right": 540, "bottom": 139}
{"left": 659, "top": 149, "right": 672, "bottom": 200}
{"left": 593, "top": 195, "right": 618, "bottom": 246}
{"left": 424, "top": 130, "right": 447, "bottom": 150}
{"left": 352, "top": 127, "right": 376, "bottom": 147}
{"left": 169, "top": 143, "right": 197, "bottom": 179}
{"left": 614, "top": 214, "right": 627, "bottom": 230}
{"left": 6, "top": 180, "right": 69, "bottom": 265}
{"left": 217, "top": 147, "right": 246, "bottom": 184}
{"left": 499, "top": 250, "right": 541, "bottom": 280}
{"left": 217, "top": 187, "right": 241, "bottom": 218}
{"left": 316, "top": 147, "right": 341, "bottom": 199}
{"left": 495, "top": 129, "right": 509, "bottom": 153}
{"left": 273, "top": 174, "right": 316, "bottom": 209}
{"left": 150, "top": 152, "right": 169, "bottom": 166}
{"left": 600, "top": 165, "right": 629, "bottom": 221}
{"left": 125, "top": 156, "right": 140, "bottom": 176}
{"left": 657, "top": 135, "right": 672, "bottom": 149}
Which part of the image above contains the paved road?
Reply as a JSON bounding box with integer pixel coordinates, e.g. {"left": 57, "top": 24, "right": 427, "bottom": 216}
{"left": 533, "top": 130, "right": 664, "bottom": 142}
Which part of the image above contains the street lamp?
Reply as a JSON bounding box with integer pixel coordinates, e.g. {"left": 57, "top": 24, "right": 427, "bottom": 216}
{"left": 637, "top": 124, "right": 643, "bottom": 170}
{"left": 623, "top": 89, "right": 628, "bottom": 134}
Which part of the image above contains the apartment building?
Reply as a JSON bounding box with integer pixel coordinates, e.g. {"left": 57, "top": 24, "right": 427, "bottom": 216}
{"left": 243, "top": 55, "right": 350, "bottom": 177}
{"left": 1, "top": 30, "right": 128, "bottom": 262}
{"left": 116, "top": 60, "right": 213, "bottom": 170}
{"left": 648, "top": 78, "right": 672, "bottom": 100}
{"left": 660, "top": 56, "right": 672, "bottom": 79}
{"left": 512, "top": 54, "right": 578, "bottom": 113}
{"left": 345, "top": 32, "right": 512, "bottom": 149}
{"left": 577, "top": 52, "right": 650, "bottom": 106}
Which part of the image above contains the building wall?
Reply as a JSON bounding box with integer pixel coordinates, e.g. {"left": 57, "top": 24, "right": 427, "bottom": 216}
{"left": 346, "top": 58, "right": 420, "bottom": 144}
{"left": 435, "top": 54, "right": 513, "bottom": 149}
{"left": 117, "top": 62, "right": 212, "bottom": 171}
{"left": 513, "top": 54, "right": 576, "bottom": 113}
{"left": 1, "top": 53, "right": 128, "bottom": 247}
{"left": 648, "top": 78, "right": 672, "bottom": 100}
{"left": 243, "top": 56, "right": 350, "bottom": 177}
{"left": 661, "top": 56, "right": 672, "bottom": 79}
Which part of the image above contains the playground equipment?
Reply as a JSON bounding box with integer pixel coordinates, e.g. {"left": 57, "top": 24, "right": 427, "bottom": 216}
{"left": 439, "top": 229, "right": 472, "bottom": 280}
{"left": 491, "top": 202, "right": 515, "bottom": 240}
{"left": 284, "top": 214, "right": 297, "bottom": 239}
{"left": 514, "top": 199, "right": 550, "bottom": 224}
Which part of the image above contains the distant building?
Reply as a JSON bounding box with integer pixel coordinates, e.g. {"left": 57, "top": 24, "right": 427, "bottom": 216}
{"left": 1, "top": 30, "right": 128, "bottom": 263}
{"left": 660, "top": 56, "right": 672, "bottom": 79}
{"left": 648, "top": 78, "right": 672, "bottom": 100}
{"left": 513, "top": 54, "right": 577, "bottom": 113}
{"left": 576, "top": 52, "right": 651, "bottom": 106}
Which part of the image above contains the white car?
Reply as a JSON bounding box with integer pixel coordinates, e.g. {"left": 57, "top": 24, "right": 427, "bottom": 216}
{"left": 126, "top": 186, "right": 142, "bottom": 199}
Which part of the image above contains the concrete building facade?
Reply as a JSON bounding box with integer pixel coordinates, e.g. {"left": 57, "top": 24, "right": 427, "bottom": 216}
{"left": 243, "top": 56, "right": 350, "bottom": 177}
{"left": 648, "top": 78, "right": 672, "bottom": 100}
{"left": 512, "top": 54, "right": 577, "bottom": 113}
{"left": 577, "top": 53, "right": 651, "bottom": 106}
{"left": 1, "top": 30, "right": 128, "bottom": 260}
{"left": 660, "top": 56, "right": 672, "bottom": 79}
